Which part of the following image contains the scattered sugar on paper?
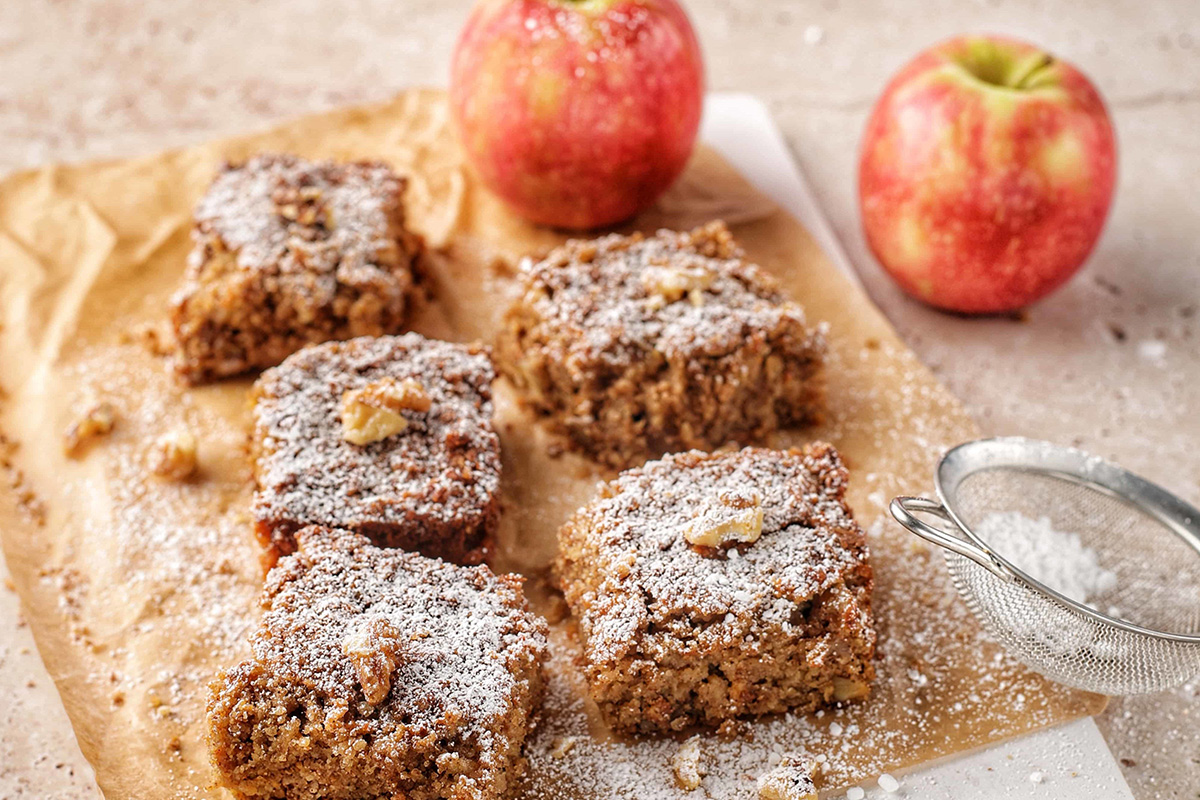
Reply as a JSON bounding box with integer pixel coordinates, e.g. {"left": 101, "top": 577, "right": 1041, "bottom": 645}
{"left": 1137, "top": 339, "right": 1167, "bottom": 363}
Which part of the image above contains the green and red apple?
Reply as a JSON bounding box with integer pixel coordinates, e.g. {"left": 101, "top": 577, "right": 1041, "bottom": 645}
{"left": 450, "top": 0, "right": 704, "bottom": 230}
{"left": 859, "top": 35, "right": 1117, "bottom": 313}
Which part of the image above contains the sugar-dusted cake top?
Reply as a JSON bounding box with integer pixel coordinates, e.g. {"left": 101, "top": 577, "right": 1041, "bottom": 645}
{"left": 560, "top": 444, "right": 873, "bottom": 664}
{"left": 512, "top": 221, "right": 825, "bottom": 362}
{"left": 253, "top": 525, "right": 547, "bottom": 748}
{"left": 190, "top": 152, "right": 407, "bottom": 281}
{"left": 252, "top": 333, "right": 499, "bottom": 532}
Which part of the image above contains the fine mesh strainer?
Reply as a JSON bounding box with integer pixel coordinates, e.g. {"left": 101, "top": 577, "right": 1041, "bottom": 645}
{"left": 890, "top": 437, "right": 1200, "bottom": 695}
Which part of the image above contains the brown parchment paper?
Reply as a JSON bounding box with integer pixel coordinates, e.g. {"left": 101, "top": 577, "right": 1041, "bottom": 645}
{"left": 0, "top": 88, "right": 1104, "bottom": 799}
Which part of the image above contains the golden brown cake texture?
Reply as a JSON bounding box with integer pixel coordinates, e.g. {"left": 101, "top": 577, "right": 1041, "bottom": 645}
{"left": 171, "top": 153, "right": 421, "bottom": 383}
{"left": 251, "top": 333, "right": 500, "bottom": 566}
{"left": 555, "top": 443, "right": 876, "bottom": 735}
{"left": 495, "top": 221, "right": 826, "bottom": 468}
{"left": 207, "top": 526, "right": 547, "bottom": 800}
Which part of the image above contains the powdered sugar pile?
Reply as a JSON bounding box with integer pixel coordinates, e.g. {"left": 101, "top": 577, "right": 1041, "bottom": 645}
{"left": 975, "top": 512, "right": 1118, "bottom": 606}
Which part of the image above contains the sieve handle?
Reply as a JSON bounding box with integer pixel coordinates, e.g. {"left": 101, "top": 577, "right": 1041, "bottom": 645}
{"left": 889, "top": 497, "right": 1016, "bottom": 581}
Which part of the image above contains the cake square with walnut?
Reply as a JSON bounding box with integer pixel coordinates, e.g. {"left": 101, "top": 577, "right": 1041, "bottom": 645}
{"left": 171, "top": 153, "right": 421, "bottom": 383}
{"left": 555, "top": 443, "right": 876, "bottom": 735}
{"left": 206, "top": 526, "right": 547, "bottom": 800}
{"left": 496, "top": 221, "right": 826, "bottom": 468}
{"left": 251, "top": 333, "right": 501, "bottom": 566}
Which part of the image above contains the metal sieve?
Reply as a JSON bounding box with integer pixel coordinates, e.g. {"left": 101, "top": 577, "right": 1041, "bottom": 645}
{"left": 890, "top": 437, "right": 1200, "bottom": 696}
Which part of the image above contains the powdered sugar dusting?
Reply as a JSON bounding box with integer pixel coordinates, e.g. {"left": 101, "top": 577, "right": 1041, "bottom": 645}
{"left": 189, "top": 152, "right": 405, "bottom": 288}
{"left": 561, "top": 445, "right": 872, "bottom": 667}
{"left": 252, "top": 333, "right": 500, "bottom": 533}
{"left": 515, "top": 222, "right": 825, "bottom": 366}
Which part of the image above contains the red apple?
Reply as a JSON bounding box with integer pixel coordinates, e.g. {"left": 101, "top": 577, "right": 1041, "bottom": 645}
{"left": 859, "top": 35, "right": 1117, "bottom": 313}
{"left": 450, "top": 0, "right": 704, "bottom": 230}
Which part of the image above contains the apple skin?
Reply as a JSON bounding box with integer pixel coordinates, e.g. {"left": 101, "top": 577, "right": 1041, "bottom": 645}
{"left": 450, "top": 0, "right": 704, "bottom": 230}
{"left": 859, "top": 35, "right": 1117, "bottom": 313}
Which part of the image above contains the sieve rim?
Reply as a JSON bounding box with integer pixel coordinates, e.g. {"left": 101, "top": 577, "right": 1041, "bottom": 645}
{"left": 932, "top": 436, "right": 1200, "bottom": 645}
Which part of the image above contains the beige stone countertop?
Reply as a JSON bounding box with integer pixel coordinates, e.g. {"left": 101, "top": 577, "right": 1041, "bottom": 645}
{"left": 0, "top": 1, "right": 1196, "bottom": 798}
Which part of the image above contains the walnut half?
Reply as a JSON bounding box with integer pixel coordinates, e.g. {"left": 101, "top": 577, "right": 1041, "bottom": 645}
{"left": 340, "top": 377, "right": 431, "bottom": 446}
{"left": 683, "top": 487, "right": 765, "bottom": 551}
{"left": 642, "top": 265, "right": 715, "bottom": 310}
{"left": 342, "top": 617, "right": 406, "bottom": 705}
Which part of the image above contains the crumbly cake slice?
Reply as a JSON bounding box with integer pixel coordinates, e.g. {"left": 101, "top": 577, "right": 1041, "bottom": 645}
{"left": 251, "top": 333, "right": 501, "bottom": 567}
{"left": 496, "top": 221, "right": 826, "bottom": 468}
{"left": 207, "top": 526, "right": 548, "bottom": 800}
{"left": 555, "top": 443, "right": 875, "bottom": 734}
{"left": 171, "top": 153, "right": 421, "bottom": 383}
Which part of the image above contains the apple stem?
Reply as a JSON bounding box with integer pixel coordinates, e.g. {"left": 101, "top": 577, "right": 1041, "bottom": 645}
{"left": 1010, "top": 54, "right": 1056, "bottom": 90}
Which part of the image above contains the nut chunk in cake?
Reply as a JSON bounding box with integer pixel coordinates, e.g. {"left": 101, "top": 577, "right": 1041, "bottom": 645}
{"left": 207, "top": 526, "right": 548, "bottom": 800}
{"left": 555, "top": 443, "right": 875, "bottom": 734}
{"left": 171, "top": 153, "right": 421, "bottom": 383}
{"left": 252, "top": 333, "right": 500, "bottom": 566}
{"left": 496, "top": 221, "right": 826, "bottom": 467}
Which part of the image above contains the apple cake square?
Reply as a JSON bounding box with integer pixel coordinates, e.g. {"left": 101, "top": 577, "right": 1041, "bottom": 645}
{"left": 495, "top": 221, "right": 826, "bottom": 468}
{"left": 251, "top": 333, "right": 500, "bottom": 566}
{"left": 555, "top": 443, "right": 876, "bottom": 734}
{"left": 171, "top": 153, "right": 421, "bottom": 383}
{"left": 207, "top": 526, "right": 547, "bottom": 800}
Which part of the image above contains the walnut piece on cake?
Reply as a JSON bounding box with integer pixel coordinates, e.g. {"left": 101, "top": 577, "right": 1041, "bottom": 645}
{"left": 251, "top": 334, "right": 501, "bottom": 568}
{"left": 338, "top": 376, "right": 431, "bottom": 445}
{"left": 206, "top": 526, "right": 547, "bottom": 800}
{"left": 170, "top": 153, "right": 422, "bottom": 384}
{"left": 555, "top": 443, "right": 876, "bottom": 735}
{"left": 496, "top": 221, "right": 826, "bottom": 468}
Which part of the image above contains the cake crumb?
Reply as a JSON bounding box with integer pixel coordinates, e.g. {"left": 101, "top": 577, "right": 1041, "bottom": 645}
{"left": 549, "top": 736, "right": 578, "bottom": 760}
{"left": 672, "top": 736, "right": 705, "bottom": 791}
{"left": 877, "top": 772, "right": 900, "bottom": 793}
{"left": 847, "top": 787, "right": 866, "bottom": 800}
{"left": 756, "top": 757, "right": 817, "bottom": 800}
{"left": 63, "top": 400, "right": 115, "bottom": 456}
{"left": 148, "top": 430, "right": 198, "bottom": 481}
